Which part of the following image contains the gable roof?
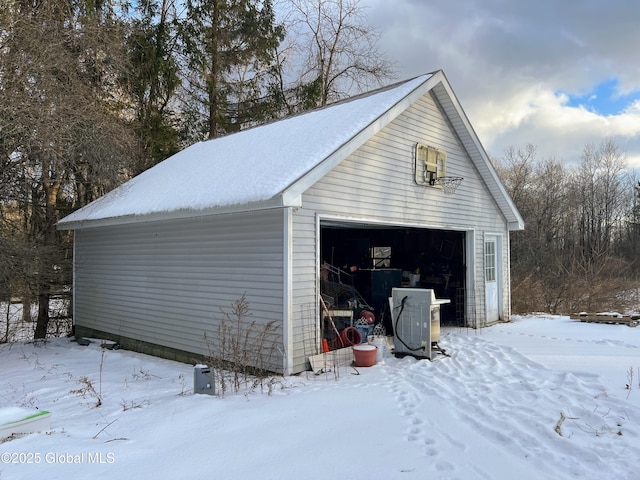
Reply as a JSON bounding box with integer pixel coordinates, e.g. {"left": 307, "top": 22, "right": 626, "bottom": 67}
{"left": 58, "top": 70, "right": 524, "bottom": 231}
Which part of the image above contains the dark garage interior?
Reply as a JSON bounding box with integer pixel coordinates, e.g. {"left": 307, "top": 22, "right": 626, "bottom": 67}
{"left": 320, "top": 222, "right": 466, "bottom": 342}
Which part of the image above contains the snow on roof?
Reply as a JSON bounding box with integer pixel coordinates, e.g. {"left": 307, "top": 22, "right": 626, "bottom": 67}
{"left": 59, "top": 75, "right": 431, "bottom": 227}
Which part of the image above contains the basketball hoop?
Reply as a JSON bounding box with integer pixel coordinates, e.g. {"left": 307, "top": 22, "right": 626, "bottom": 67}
{"left": 432, "top": 176, "right": 463, "bottom": 194}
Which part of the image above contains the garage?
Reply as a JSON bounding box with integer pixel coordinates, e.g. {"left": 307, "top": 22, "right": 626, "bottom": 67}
{"left": 319, "top": 221, "right": 466, "bottom": 347}
{"left": 59, "top": 71, "right": 523, "bottom": 374}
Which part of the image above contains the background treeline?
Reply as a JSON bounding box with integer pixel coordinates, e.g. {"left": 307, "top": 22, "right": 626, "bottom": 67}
{"left": 0, "top": 0, "right": 393, "bottom": 339}
{"left": 495, "top": 142, "right": 640, "bottom": 315}
{"left": 1, "top": 1, "right": 638, "bottom": 342}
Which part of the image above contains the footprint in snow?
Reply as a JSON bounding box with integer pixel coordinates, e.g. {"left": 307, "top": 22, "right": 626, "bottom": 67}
{"left": 435, "top": 460, "right": 455, "bottom": 472}
{"left": 423, "top": 437, "right": 439, "bottom": 457}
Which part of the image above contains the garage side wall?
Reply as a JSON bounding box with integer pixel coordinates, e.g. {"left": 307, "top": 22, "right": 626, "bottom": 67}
{"left": 290, "top": 91, "right": 510, "bottom": 371}
{"left": 73, "top": 209, "right": 285, "bottom": 371}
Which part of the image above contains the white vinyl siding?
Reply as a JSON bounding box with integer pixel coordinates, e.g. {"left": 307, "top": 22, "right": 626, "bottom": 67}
{"left": 290, "top": 89, "right": 510, "bottom": 363}
{"left": 74, "top": 209, "right": 285, "bottom": 371}
{"left": 69, "top": 81, "right": 515, "bottom": 375}
{"left": 289, "top": 208, "right": 319, "bottom": 373}
{"left": 301, "top": 97, "right": 505, "bottom": 232}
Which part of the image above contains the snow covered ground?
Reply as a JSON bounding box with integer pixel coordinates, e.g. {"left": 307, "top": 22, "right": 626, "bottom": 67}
{"left": 1, "top": 314, "right": 639, "bottom": 480}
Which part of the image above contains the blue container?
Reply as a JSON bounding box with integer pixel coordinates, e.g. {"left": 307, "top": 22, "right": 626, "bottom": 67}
{"left": 355, "top": 324, "right": 374, "bottom": 343}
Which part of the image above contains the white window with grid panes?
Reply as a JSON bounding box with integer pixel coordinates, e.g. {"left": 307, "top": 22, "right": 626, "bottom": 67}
{"left": 485, "top": 240, "right": 496, "bottom": 282}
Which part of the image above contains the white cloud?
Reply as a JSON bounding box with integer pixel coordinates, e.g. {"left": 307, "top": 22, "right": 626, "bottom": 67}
{"left": 624, "top": 99, "right": 640, "bottom": 114}
{"left": 475, "top": 87, "right": 640, "bottom": 164}
{"left": 364, "top": 0, "right": 640, "bottom": 168}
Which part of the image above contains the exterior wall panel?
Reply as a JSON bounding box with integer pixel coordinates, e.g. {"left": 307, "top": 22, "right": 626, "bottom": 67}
{"left": 71, "top": 87, "right": 513, "bottom": 375}
{"left": 289, "top": 92, "right": 510, "bottom": 370}
{"left": 74, "top": 209, "right": 285, "bottom": 371}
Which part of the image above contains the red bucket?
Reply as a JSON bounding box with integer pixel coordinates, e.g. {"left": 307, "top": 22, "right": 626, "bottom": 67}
{"left": 352, "top": 344, "right": 377, "bottom": 367}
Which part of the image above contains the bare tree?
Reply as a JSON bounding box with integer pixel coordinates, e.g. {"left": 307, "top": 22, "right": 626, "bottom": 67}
{"left": 617, "top": 173, "right": 640, "bottom": 273}
{"left": 495, "top": 146, "right": 571, "bottom": 313}
{"left": 570, "top": 139, "right": 627, "bottom": 278}
{"left": 497, "top": 139, "right": 637, "bottom": 314}
{"left": 553, "top": 141, "right": 637, "bottom": 311}
{"left": 282, "top": 0, "right": 395, "bottom": 108}
{"left": 0, "top": 0, "right": 138, "bottom": 339}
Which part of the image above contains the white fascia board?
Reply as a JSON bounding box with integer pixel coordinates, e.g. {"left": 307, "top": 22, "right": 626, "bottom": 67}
{"left": 508, "top": 220, "right": 525, "bottom": 231}
{"left": 281, "top": 75, "right": 439, "bottom": 204}
{"left": 432, "top": 75, "right": 525, "bottom": 231}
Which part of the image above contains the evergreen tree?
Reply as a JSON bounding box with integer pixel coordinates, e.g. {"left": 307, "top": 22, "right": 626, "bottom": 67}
{"left": 179, "top": 0, "right": 285, "bottom": 139}
{"left": 125, "top": 0, "right": 181, "bottom": 173}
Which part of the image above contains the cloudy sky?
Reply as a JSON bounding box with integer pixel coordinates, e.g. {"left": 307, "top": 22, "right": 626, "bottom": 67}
{"left": 363, "top": 0, "right": 640, "bottom": 168}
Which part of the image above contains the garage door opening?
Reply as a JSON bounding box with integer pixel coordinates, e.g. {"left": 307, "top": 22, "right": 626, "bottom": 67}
{"left": 320, "top": 222, "right": 466, "bottom": 340}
